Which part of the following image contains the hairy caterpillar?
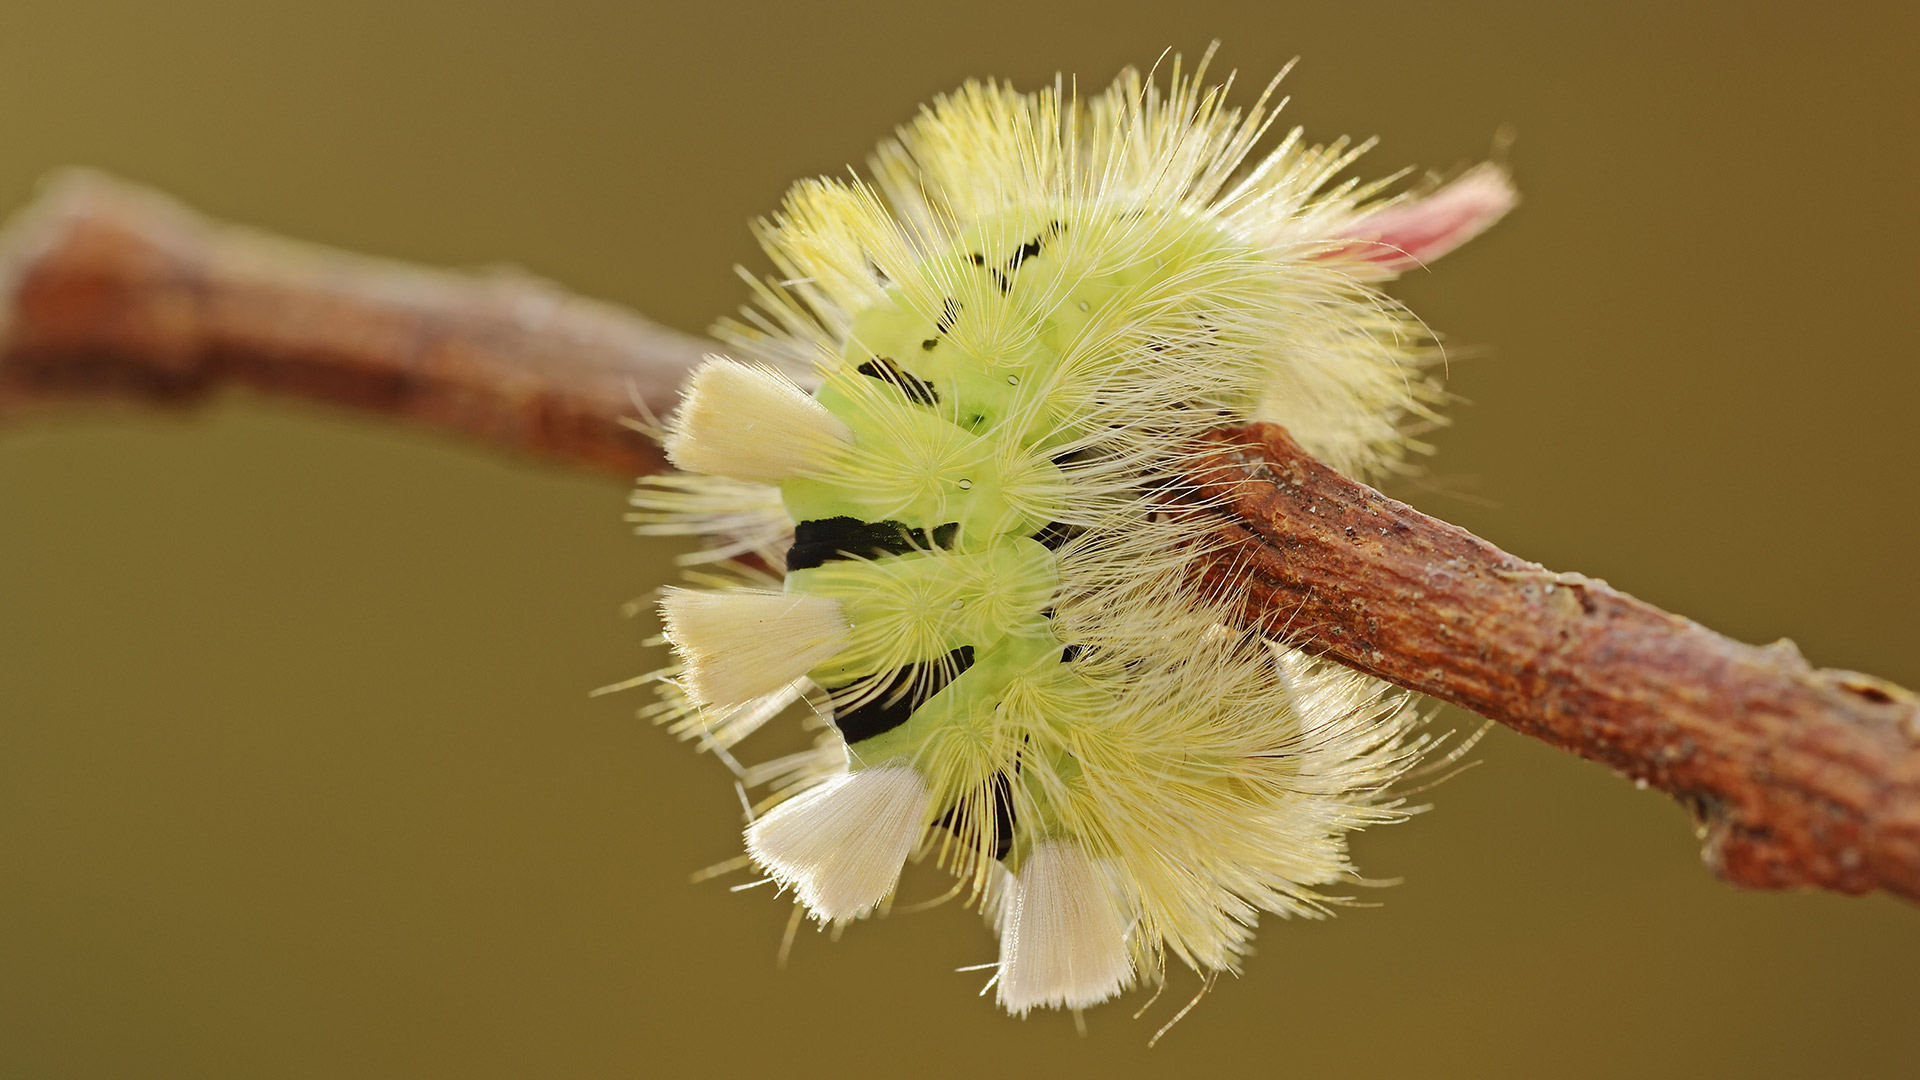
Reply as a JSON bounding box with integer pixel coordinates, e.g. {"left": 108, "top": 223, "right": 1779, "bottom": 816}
{"left": 632, "top": 55, "right": 1514, "bottom": 1017}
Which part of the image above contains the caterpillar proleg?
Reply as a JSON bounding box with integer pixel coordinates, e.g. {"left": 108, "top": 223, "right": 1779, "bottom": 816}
{"left": 632, "top": 54, "right": 1515, "bottom": 1017}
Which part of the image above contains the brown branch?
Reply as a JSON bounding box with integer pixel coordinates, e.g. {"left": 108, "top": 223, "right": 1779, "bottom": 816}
{"left": 4, "top": 172, "right": 1917, "bottom": 902}
{"left": 0, "top": 171, "right": 708, "bottom": 474}
{"left": 1190, "top": 427, "right": 1920, "bottom": 900}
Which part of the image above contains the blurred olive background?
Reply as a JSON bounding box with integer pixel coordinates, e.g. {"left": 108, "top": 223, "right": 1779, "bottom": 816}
{"left": 1, "top": 2, "right": 1915, "bottom": 1076}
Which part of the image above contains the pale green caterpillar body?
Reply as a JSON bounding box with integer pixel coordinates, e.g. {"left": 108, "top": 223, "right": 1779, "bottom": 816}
{"left": 634, "top": 58, "right": 1515, "bottom": 1016}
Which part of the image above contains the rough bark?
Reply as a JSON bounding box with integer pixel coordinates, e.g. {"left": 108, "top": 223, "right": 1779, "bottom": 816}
{"left": 1189, "top": 426, "right": 1920, "bottom": 900}
{"left": 5, "top": 172, "right": 1916, "bottom": 901}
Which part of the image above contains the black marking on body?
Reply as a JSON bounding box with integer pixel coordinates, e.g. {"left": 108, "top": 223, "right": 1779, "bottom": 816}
{"left": 1030, "top": 520, "right": 1085, "bottom": 551}
{"left": 967, "top": 224, "right": 1063, "bottom": 296}
{"left": 787, "top": 516, "right": 958, "bottom": 571}
{"left": 967, "top": 252, "right": 1012, "bottom": 295}
{"left": 857, "top": 355, "right": 938, "bottom": 405}
{"left": 936, "top": 297, "right": 961, "bottom": 335}
{"left": 983, "top": 771, "right": 1016, "bottom": 860}
{"left": 1005, "top": 236, "right": 1043, "bottom": 272}
{"left": 828, "top": 646, "right": 975, "bottom": 744}
{"left": 937, "top": 766, "right": 1019, "bottom": 860}
{"left": 1007, "top": 222, "right": 1063, "bottom": 271}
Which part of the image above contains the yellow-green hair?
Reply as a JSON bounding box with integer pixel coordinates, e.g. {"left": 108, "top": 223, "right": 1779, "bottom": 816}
{"left": 633, "top": 53, "right": 1512, "bottom": 1018}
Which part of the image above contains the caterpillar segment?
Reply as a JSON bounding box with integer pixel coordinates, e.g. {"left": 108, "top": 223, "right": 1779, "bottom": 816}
{"left": 637, "top": 61, "right": 1513, "bottom": 1018}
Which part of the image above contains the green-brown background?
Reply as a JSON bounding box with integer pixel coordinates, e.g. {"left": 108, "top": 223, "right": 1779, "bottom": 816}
{"left": 2, "top": 2, "right": 1914, "bottom": 1076}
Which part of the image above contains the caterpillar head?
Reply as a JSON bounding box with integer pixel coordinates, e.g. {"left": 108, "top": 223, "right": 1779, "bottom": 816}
{"left": 635, "top": 56, "right": 1513, "bottom": 1020}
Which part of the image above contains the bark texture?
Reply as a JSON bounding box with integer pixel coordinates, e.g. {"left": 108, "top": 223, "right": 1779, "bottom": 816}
{"left": 1190, "top": 426, "right": 1920, "bottom": 899}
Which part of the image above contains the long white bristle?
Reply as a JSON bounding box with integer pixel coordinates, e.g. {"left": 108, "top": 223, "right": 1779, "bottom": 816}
{"left": 663, "top": 358, "right": 852, "bottom": 482}
{"left": 745, "top": 764, "right": 929, "bottom": 923}
{"left": 658, "top": 587, "right": 849, "bottom": 707}
{"left": 996, "top": 840, "right": 1133, "bottom": 1015}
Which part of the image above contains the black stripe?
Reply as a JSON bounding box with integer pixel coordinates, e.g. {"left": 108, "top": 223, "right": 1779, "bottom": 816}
{"left": 857, "top": 356, "right": 938, "bottom": 405}
{"left": 936, "top": 766, "right": 1020, "bottom": 860}
{"left": 1005, "top": 237, "right": 1043, "bottom": 272}
{"left": 1029, "top": 520, "right": 1084, "bottom": 551}
{"left": 787, "top": 517, "right": 958, "bottom": 572}
{"left": 967, "top": 252, "right": 1010, "bottom": 294}
{"left": 935, "top": 297, "right": 961, "bottom": 335}
{"left": 986, "top": 771, "right": 1016, "bottom": 860}
{"left": 828, "top": 646, "right": 975, "bottom": 744}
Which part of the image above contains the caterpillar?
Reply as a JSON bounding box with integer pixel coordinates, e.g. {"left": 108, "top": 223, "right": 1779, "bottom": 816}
{"left": 631, "top": 54, "right": 1514, "bottom": 1017}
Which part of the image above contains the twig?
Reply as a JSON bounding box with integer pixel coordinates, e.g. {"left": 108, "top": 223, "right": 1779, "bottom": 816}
{"left": 0, "top": 171, "right": 707, "bottom": 473}
{"left": 1189, "top": 427, "right": 1920, "bottom": 901}
{"left": 4, "top": 172, "right": 1915, "bottom": 902}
